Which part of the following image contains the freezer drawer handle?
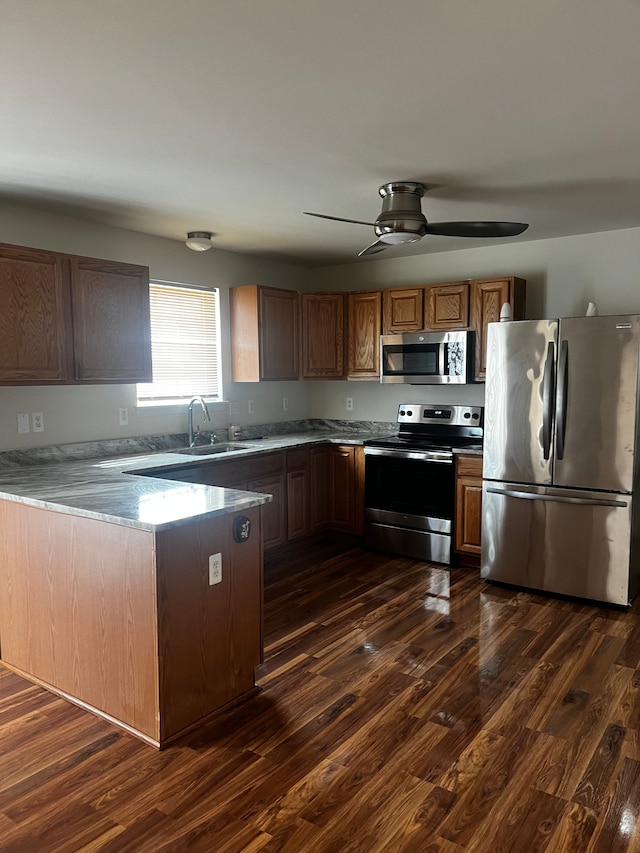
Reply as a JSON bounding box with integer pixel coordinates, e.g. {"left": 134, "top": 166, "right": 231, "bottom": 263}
{"left": 486, "top": 486, "right": 628, "bottom": 508}
{"left": 542, "top": 340, "right": 555, "bottom": 460}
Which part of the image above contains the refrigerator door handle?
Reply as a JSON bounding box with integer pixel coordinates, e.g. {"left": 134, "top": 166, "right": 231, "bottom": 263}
{"left": 485, "top": 486, "right": 628, "bottom": 508}
{"left": 542, "top": 341, "right": 555, "bottom": 460}
{"left": 556, "top": 339, "right": 569, "bottom": 460}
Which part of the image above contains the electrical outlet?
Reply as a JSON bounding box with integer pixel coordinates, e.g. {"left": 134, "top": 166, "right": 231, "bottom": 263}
{"left": 346, "top": 397, "right": 354, "bottom": 412}
{"left": 17, "top": 413, "right": 30, "bottom": 434}
{"left": 229, "top": 401, "right": 240, "bottom": 416}
{"left": 248, "top": 399, "right": 255, "bottom": 415}
{"left": 119, "top": 407, "right": 129, "bottom": 426}
{"left": 32, "top": 412, "right": 44, "bottom": 432}
{"left": 283, "top": 397, "right": 288, "bottom": 412}
{"left": 208, "top": 553, "right": 222, "bottom": 585}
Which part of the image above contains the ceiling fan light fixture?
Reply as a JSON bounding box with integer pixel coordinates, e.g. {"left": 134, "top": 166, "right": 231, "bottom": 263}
{"left": 185, "top": 231, "right": 215, "bottom": 252}
{"left": 378, "top": 231, "right": 421, "bottom": 245}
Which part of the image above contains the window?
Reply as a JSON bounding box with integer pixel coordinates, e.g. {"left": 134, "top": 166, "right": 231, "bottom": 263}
{"left": 137, "top": 281, "right": 221, "bottom": 405}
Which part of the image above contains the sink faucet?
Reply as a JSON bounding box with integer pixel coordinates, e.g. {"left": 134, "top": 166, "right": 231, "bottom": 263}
{"left": 187, "top": 396, "right": 211, "bottom": 447}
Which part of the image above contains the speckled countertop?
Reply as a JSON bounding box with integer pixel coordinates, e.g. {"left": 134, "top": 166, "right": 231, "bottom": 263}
{"left": 0, "top": 429, "right": 482, "bottom": 532}
{"left": 0, "top": 431, "right": 371, "bottom": 532}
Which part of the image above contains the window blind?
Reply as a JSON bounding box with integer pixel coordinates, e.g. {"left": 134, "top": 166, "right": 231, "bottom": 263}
{"left": 137, "top": 282, "right": 220, "bottom": 402}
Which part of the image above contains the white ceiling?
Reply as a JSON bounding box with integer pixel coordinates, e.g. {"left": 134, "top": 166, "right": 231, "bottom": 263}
{"left": 4, "top": 0, "right": 640, "bottom": 266}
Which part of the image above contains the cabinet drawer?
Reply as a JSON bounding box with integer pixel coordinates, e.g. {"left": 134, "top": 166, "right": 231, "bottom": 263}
{"left": 456, "top": 454, "right": 483, "bottom": 477}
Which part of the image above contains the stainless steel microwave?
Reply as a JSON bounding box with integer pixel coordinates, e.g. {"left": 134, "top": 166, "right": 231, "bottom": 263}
{"left": 380, "top": 330, "right": 473, "bottom": 384}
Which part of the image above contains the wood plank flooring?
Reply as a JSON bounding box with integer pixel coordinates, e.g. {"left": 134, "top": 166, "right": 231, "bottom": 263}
{"left": 3, "top": 540, "right": 640, "bottom": 851}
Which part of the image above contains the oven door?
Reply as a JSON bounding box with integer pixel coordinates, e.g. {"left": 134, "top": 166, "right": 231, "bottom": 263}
{"left": 364, "top": 447, "right": 454, "bottom": 563}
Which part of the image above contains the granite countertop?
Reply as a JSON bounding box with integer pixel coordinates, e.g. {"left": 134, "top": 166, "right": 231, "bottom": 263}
{"left": 0, "top": 430, "right": 483, "bottom": 532}
{"left": 0, "top": 431, "right": 375, "bottom": 532}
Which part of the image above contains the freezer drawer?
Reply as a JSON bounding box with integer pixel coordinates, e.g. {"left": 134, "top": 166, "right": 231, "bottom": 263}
{"left": 481, "top": 481, "right": 636, "bottom": 606}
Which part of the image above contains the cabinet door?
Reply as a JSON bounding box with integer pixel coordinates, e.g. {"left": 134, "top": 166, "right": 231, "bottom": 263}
{"left": 70, "top": 257, "right": 152, "bottom": 382}
{"left": 259, "top": 287, "right": 299, "bottom": 380}
{"left": 247, "top": 474, "right": 286, "bottom": 549}
{"left": 348, "top": 291, "right": 381, "bottom": 379}
{"left": 0, "top": 243, "right": 70, "bottom": 382}
{"left": 455, "top": 455, "right": 483, "bottom": 556}
{"left": 382, "top": 288, "right": 424, "bottom": 333}
{"left": 424, "top": 282, "right": 469, "bottom": 330}
{"left": 310, "top": 444, "right": 331, "bottom": 531}
{"left": 470, "top": 277, "right": 526, "bottom": 380}
{"left": 330, "top": 445, "right": 360, "bottom": 532}
{"left": 287, "top": 470, "right": 310, "bottom": 540}
{"left": 301, "top": 293, "right": 346, "bottom": 379}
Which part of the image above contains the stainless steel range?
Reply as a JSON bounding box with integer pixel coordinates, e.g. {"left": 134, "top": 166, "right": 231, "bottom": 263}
{"left": 364, "top": 404, "right": 483, "bottom": 564}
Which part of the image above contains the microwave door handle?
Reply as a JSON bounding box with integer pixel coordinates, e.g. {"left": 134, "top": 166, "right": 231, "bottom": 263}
{"left": 439, "top": 342, "right": 445, "bottom": 377}
{"left": 542, "top": 341, "right": 555, "bottom": 460}
{"left": 556, "top": 339, "right": 569, "bottom": 460}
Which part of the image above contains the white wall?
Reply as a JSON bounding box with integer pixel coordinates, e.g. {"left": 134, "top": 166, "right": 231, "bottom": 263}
{"left": 307, "top": 227, "right": 640, "bottom": 422}
{"left": 0, "top": 200, "right": 311, "bottom": 451}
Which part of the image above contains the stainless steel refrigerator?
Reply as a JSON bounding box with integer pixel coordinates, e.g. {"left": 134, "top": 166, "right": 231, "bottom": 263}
{"left": 482, "top": 315, "right": 640, "bottom": 606}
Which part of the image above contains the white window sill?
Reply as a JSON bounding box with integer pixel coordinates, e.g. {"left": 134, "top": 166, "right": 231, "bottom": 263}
{"left": 136, "top": 399, "right": 229, "bottom": 416}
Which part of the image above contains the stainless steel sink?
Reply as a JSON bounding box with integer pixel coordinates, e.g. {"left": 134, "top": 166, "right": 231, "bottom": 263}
{"left": 175, "top": 443, "right": 252, "bottom": 456}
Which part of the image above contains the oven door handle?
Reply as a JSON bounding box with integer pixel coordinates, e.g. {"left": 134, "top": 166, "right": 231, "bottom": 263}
{"left": 364, "top": 447, "right": 453, "bottom": 463}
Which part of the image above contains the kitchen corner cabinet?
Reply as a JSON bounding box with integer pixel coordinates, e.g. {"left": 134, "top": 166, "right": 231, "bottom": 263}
{"left": 424, "top": 281, "right": 470, "bottom": 330}
{"left": 348, "top": 290, "right": 381, "bottom": 379}
{"left": 454, "top": 454, "right": 483, "bottom": 562}
{"left": 0, "top": 242, "right": 151, "bottom": 384}
{"left": 230, "top": 285, "right": 299, "bottom": 382}
{"left": 301, "top": 292, "right": 346, "bottom": 379}
{"left": 470, "top": 276, "right": 526, "bottom": 380}
{"left": 382, "top": 288, "right": 424, "bottom": 333}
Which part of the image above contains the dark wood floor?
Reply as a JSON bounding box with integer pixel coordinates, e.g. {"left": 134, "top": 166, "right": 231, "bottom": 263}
{"left": 3, "top": 541, "right": 640, "bottom": 851}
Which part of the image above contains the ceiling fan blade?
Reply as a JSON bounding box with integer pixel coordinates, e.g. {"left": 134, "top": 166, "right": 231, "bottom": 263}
{"left": 304, "top": 212, "right": 376, "bottom": 227}
{"left": 358, "top": 240, "right": 390, "bottom": 257}
{"left": 424, "top": 221, "right": 529, "bottom": 238}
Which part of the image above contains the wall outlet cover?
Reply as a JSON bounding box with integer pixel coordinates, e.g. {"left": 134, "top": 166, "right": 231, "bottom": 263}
{"left": 32, "top": 412, "right": 44, "bottom": 432}
{"left": 208, "top": 553, "right": 222, "bottom": 585}
{"left": 248, "top": 400, "right": 255, "bottom": 415}
{"left": 346, "top": 397, "right": 354, "bottom": 411}
{"left": 118, "top": 407, "right": 129, "bottom": 426}
{"left": 17, "top": 413, "right": 30, "bottom": 434}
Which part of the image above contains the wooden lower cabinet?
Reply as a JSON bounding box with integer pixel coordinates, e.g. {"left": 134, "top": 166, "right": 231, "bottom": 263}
{"left": 455, "top": 454, "right": 483, "bottom": 561}
{"left": 0, "top": 499, "right": 262, "bottom": 747}
{"left": 247, "top": 474, "right": 286, "bottom": 548}
{"left": 310, "top": 445, "right": 331, "bottom": 531}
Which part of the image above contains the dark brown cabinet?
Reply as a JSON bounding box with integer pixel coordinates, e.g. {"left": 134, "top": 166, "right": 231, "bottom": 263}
{"left": 382, "top": 288, "right": 424, "bottom": 333}
{"left": 247, "top": 474, "right": 287, "bottom": 549}
{"left": 455, "top": 454, "right": 483, "bottom": 562}
{"left": 301, "top": 293, "right": 346, "bottom": 379}
{"left": 348, "top": 290, "right": 381, "bottom": 379}
{"left": 230, "top": 285, "right": 299, "bottom": 381}
{"left": 70, "top": 256, "right": 152, "bottom": 382}
{"left": 0, "top": 242, "right": 151, "bottom": 384}
{"left": 470, "top": 277, "right": 526, "bottom": 380}
{"left": 424, "top": 281, "right": 469, "bottom": 330}
{"left": 328, "top": 445, "right": 364, "bottom": 534}
{"left": 310, "top": 444, "right": 331, "bottom": 531}
{"left": 286, "top": 448, "right": 310, "bottom": 541}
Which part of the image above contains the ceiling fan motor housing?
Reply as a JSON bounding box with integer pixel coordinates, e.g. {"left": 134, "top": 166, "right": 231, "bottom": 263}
{"left": 374, "top": 181, "right": 428, "bottom": 238}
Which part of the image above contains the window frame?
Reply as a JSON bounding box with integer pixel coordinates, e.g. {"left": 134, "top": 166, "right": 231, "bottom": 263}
{"left": 136, "top": 279, "right": 224, "bottom": 410}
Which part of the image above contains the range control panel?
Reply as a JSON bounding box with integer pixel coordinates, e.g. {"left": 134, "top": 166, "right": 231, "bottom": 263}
{"left": 397, "top": 404, "right": 483, "bottom": 428}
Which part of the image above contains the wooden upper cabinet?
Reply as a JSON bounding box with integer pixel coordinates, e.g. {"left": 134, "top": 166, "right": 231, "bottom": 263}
{"left": 70, "top": 257, "right": 152, "bottom": 382}
{"left": 382, "top": 288, "right": 424, "bottom": 333}
{"left": 0, "top": 242, "right": 152, "bottom": 385}
{"left": 0, "top": 244, "right": 70, "bottom": 382}
{"left": 424, "top": 281, "right": 470, "bottom": 330}
{"left": 230, "top": 285, "right": 299, "bottom": 382}
{"left": 301, "top": 292, "right": 346, "bottom": 379}
{"left": 348, "top": 290, "right": 381, "bottom": 379}
{"left": 470, "top": 277, "right": 526, "bottom": 380}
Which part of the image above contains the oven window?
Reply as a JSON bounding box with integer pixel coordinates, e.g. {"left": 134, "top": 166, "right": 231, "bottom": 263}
{"left": 365, "top": 455, "right": 454, "bottom": 519}
{"left": 382, "top": 344, "right": 440, "bottom": 376}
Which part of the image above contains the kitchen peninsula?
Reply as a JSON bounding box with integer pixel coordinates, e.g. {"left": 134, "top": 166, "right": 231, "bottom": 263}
{"left": 0, "top": 444, "right": 273, "bottom": 748}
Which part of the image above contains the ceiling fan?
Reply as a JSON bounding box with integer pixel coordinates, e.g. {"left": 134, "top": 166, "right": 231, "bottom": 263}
{"left": 304, "top": 181, "right": 529, "bottom": 257}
